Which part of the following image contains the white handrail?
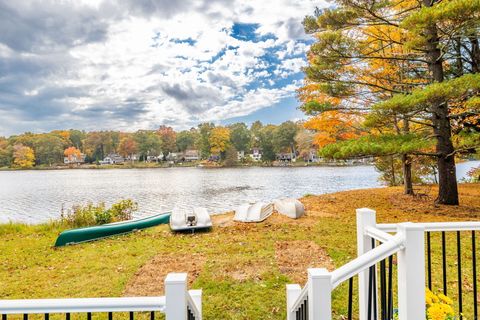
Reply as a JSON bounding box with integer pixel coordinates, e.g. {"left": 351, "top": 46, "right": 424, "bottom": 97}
{"left": 187, "top": 291, "right": 201, "bottom": 317}
{"left": 0, "top": 297, "right": 166, "bottom": 314}
{"left": 377, "top": 221, "right": 480, "bottom": 233}
{"left": 365, "top": 226, "right": 395, "bottom": 243}
{"left": 290, "top": 281, "right": 309, "bottom": 312}
{"left": 330, "top": 233, "right": 404, "bottom": 288}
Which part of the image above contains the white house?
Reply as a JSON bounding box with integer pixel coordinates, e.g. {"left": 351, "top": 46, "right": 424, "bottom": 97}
{"left": 99, "top": 153, "right": 125, "bottom": 165}
{"left": 64, "top": 153, "right": 85, "bottom": 164}
{"left": 184, "top": 150, "right": 199, "bottom": 161}
{"left": 249, "top": 148, "right": 262, "bottom": 161}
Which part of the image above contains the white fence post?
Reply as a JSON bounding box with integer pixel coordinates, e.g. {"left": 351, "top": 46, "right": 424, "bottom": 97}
{"left": 165, "top": 273, "right": 187, "bottom": 320}
{"left": 356, "top": 208, "right": 376, "bottom": 320}
{"left": 308, "top": 268, "right": 332, "bottom": 320}
{"left": 189, "top": 289, "right": 202, "bottom": 319}
{"left": 286, "top": 284, "right": 302, "bottom": 320}
{"left": 396, "top": 223, "right": 425, "bottom": 320}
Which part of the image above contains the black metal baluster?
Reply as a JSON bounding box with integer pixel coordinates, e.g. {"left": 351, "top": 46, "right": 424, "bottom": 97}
{"left": 300, "top": 303, "right": 304, "bottom": 320}
{"left": 380, "top": 259, "right": 387, "bottom": 320}
{"left": 23, "top": 314, "right": 28, "bottom": 320}
{"left": 427, "top": 231, "right": 432, "bottom": 290}
{"left": 108, "top": 312, "right": 113, "bottom": 320}
{"left": 368, "top": 265, "right": 373, "bottom": 320}
{"left": 2, "top": 315, "right": 6, "bottom": 320}
{"left": 442, "top": 231, "right": 448, "bottom": 295}
{"left": 129, "top": 312, "right": 134, "bottom": 320}
{"left": 348, "top": 277, "right": 353, "bottom": 320}
{"left": 457, "top": 231, "right": 463, "bottom": 320}
{"left": 150, "top": 311, "right": 155, "bottom": 320}
{"left": 45, "top": 314, "right": 49, "bottom": 320}
{"left": 87, "top": 312, "right": 92, "bottom": 320}
{"left": 387, "top": 256, "right": 393, "bottom": 320}
{"left": 66, "top": 313, "right": 71, "bottom": 320}
{"left": 473, "top": 231, "right": 478, "bottom": 320}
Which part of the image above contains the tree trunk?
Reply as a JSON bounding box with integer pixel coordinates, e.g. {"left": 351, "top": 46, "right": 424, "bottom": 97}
{"left": 390, "top": 156, "right": 396, "bottom": 186}
{"left": 469, "top": 36, "right": 480, "bottom": 73}
{"left": 423, "top": 0, "right": 459, "bottom": 205}
{"left": 402, "top": 118, "right": 413, "bottom": 195}
{"left": 402, "top": 154, "right": 413, "bottom": 195}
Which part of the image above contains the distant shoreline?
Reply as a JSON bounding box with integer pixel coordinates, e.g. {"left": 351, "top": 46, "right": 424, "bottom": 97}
{"left": 0, "top": 160, "right": 372, "bottom": 171}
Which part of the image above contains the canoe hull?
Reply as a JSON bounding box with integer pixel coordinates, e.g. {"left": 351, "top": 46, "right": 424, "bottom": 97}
{"left": 54, "top": 212, "right": 171, "bottom": 247}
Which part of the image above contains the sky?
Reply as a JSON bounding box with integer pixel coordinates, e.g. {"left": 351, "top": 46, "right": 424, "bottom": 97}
{"left": 0, "top": 0, "right": 326, "bottom": 136}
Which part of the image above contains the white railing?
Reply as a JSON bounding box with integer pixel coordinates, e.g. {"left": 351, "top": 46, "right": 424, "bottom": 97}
{"left": 287, "top": 207, "right": 480, "bottom": 320}
{"left": 0, "top": 272, "right": 202, "bottom": 320}
{"left": 286, "top": 208, "right": 426, "bottom": 320}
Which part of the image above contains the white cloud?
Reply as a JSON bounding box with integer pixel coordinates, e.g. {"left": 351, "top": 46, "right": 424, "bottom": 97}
{"left": 0, "top": 0, "right": 327, "bottom": 135}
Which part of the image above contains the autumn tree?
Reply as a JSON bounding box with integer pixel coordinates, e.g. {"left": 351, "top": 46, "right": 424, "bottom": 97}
{"left": 209, "top": 127, "right": 231, "bottom": 157}
{"left": 294, "top": 128, "right": 316, "bottom": 160}
{"left": 64, "top": 146, "right": 82, "bottom": 163}
{"left": 157, "top": 125, "right": 177, "bottom": 155}
{"left": 118, "top": 137, "right": 138, "bottom": 162}
{"left": 13, "top": 144, "right": 35, "bottom": 168}
{"left": 301, "top": 0, "right": 480, "bottom": 204}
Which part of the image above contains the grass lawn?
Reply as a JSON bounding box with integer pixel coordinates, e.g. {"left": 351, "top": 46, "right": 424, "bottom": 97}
{"left": 1, "top": 184, "right": 479, "bottom": 319}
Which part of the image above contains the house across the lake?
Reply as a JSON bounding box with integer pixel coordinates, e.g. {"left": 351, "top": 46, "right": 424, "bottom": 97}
{"left": 249, "top": 148, "right": 262, "bottom": 161}
{"left": 99, "top": 153, "right": 125, "bottom": 165}
{"left": 63, "top": 153, "right": 86, "bottom": 165}
{"left": 184, "top": 149, "right": 199, "bottom": 161}
{"left": 276, "top": 152, "right": 295, "bottom": 162}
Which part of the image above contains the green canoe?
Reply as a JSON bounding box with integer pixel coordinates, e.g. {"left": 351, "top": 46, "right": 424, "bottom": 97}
{"left": 54, "top": 212, "right": 171, "bottom": 247}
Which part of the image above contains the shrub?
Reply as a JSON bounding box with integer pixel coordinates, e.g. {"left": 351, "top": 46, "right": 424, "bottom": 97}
{"left": 60, "top": 199, "right": 138, "bottom": 228}
{"left": 467, "top": 166, "right": 480, "bottom": 182}
{"left": 107, "top": 199, "right": 138, "bottom": 221}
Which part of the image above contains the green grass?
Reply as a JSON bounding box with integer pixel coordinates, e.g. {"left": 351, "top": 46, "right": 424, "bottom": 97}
{"left": 1, "top": 184, "right": 480, "bottom": 319}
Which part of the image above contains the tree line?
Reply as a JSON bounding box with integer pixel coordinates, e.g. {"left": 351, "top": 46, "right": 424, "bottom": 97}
{"left": 299, "top": 0, "right": 480, "bottom": 205}
{"left": 0, "top": 121, "right": 318, "bottom": 168}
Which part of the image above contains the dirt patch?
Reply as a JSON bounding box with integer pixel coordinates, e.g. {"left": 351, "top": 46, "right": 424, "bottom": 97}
{"left": 124, "top": 253, "right": 206, "bottom": 296}
{"left": 215, "top": 260, "right": 268, "bottom": 282}
{"left": 275, "top": 240, "right": 334, "bottom": 284}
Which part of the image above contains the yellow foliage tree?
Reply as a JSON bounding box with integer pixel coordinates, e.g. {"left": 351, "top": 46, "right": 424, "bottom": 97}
{"left": 304, "top": 111, "right": 363, "bottom": 148}
{"left": 13, "top": 144, "right": 35, "bottom": 168}
{"left": 209, "top": 127, "right": 231, "bottom": 155}
{"left": 64, "top": 146, "right": 82, "bottom": 162}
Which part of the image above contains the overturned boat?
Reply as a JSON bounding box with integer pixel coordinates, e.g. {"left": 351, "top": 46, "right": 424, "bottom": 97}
{"left": 273, "top": 198, "right": 305, "bottom": 219}
{"left": 170, "top": 207, "right": 212, "bottom": 231}
{"left": 54, "top": 212, "right": 171, "bottom": 247}
{"left": 233, "top": 202, "right": 274, "bottom": 222}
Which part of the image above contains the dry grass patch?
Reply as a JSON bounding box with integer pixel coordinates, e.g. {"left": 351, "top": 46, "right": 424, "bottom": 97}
{"left": 275, "top": 240, "right": 334, "bottom": 284}
{"left": 124, "top": 253, "right": 206, "bottom": 296}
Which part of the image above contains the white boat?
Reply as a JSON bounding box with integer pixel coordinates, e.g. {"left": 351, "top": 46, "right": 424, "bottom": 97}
{"left": 170, "top": 207, "right": 212, "bottom": 231}
{"left": 233, "top": 202, "right": 274, "bottom": 222}
{"left": 273, "top": 198, "right": 305, "bottom": 219}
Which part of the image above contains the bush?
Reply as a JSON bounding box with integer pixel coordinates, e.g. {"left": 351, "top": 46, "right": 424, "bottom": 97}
{"left": 467, "top": 166, "right": 480, "bottom": 182}
{"left": 108, "top": 199, "right": 138, "bottom": 221}
{"left": 60, "top": 199, "right": 138, "bottom": 228}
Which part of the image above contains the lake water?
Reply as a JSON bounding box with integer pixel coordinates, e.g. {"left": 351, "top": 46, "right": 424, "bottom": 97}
{"left": 0, "top": 161, "right": 478, "bottom": 224}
